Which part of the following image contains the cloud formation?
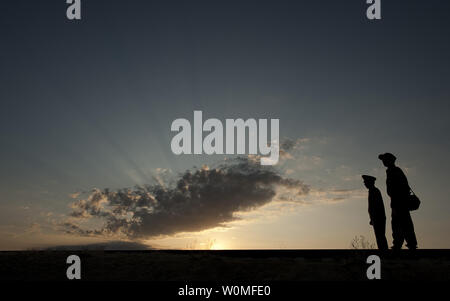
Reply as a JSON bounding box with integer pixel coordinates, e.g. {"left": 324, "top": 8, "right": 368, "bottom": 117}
{"left": 45, "top": 241, "right": 153, "bottom": 251}
{"left": 63, "top": 157, "right": 309, "bottom": 239}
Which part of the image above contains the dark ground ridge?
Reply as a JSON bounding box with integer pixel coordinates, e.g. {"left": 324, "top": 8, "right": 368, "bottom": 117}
{"left": 0, "top": 249, "right": 449, "bottom": 281}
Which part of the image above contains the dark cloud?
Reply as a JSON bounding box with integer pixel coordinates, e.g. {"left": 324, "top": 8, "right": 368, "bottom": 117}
{"left": 280, "top": 139, "right": 295, "bottom": 152}
{"left": 44, "top": 241, "right": 153, "bottom": 251}
{"left": 63, "top": 157, "right": 309, "bottom": 239}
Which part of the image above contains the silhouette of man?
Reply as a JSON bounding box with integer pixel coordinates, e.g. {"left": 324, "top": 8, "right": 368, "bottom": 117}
{"left": 362, "top": 175, "right": 388, "bottom": 250}
{"left": 378, "top": 153, "right": 417, "bottom": 250}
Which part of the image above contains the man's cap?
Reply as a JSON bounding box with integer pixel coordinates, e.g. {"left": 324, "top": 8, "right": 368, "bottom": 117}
{"left": 378, "top": 152, "right": 396, "bottom": 161}
{"left": 362, "top": 175, "right": 376, "bottom": 182}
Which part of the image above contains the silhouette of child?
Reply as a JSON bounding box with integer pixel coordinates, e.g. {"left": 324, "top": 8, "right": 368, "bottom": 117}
{"left": 362, "top": 175, "right": 388, "bottom": 250}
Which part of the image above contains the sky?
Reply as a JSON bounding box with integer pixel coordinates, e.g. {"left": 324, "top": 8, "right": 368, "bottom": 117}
{"left": 0, "top": 0, "right": 449, "bottom": 250}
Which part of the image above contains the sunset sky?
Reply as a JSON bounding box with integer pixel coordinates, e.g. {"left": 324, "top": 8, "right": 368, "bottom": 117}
{"left": 1, "top": 0, "right": 449, "bottom": 250}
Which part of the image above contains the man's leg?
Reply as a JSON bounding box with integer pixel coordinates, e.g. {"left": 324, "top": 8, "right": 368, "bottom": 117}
{"left": 402, "top": 210, "right": 418, "bottom": 249}
{"left": 391, "top": 209, "right": 404, "bottom": 249}
{"left": 373, "top": 219, "right": 388, "bottom": 250}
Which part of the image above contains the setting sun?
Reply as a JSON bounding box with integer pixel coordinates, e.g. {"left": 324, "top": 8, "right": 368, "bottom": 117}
{"left": 210, "top": 241, "right": 228, "bottom": 250}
